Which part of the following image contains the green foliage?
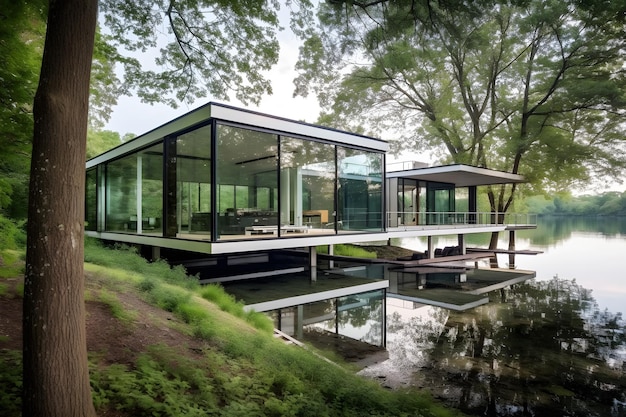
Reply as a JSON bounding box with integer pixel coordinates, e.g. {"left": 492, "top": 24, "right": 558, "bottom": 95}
{"left": 0, "top": 246, "right": 25, "bottom": 279}
{"left": 91, "top": 346, "right": 220, "bottom": 416}
{"left": 98, "top": 289, "right": 137, "bottom": 325}
{"left": 0, "top": 349, "right": 22, "bottom": 416}
{"left": 85, "top": 238, "right": 199, "bottom": 289}
{"left": 524, "top": 191, "right": 626, "bottom": 216}
{"left": 296, "top": 0, "right": 626, "bottom": 208}
{"left": 98, "top": 0, "right": 298, "bottom": 107}
{"left": 89, "top": 29, "right": 126, "bottom": 129}
{"left": 0, "top": 0, "right": 45, "bottom": 219}
{"left": 0, "top": 215, "right": 26, "bottom": 251}
{"left": 0, "top": 240, "right": 463, "bottom": 417}
{"left": 316, "top": 244, "right": 377, "bottom": 259}
{"left": 200, "top": 284, "right": 274, "bottom": 333}
{"left": 86, "top": 129, "right": 123, "bottom": 160}
{"left": 89, "top": 341, "right": 455, "bottom": 417}
{"left": 84, "top": 239, "right": 273, "bottom": 334}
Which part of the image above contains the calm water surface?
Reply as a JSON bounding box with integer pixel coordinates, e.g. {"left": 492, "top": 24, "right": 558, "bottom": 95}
{"left": 360, "top": 216, "right": 626, "bottom": 417}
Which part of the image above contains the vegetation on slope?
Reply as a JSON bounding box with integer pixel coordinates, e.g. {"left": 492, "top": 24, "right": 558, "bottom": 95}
{"left": 0, "top": 238, "right": 460, "bottom": 417}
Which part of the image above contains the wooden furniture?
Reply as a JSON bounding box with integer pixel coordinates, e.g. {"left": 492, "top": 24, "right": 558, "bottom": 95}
{"left": 302, "top": 209, "right": 329, "bottom": 226}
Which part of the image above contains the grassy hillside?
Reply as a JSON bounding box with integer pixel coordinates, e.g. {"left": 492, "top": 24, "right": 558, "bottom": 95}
{"left": 0, "top": 239, "right": 461, "bottom": 417}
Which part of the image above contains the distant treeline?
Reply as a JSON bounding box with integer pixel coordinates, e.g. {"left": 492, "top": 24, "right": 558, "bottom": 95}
{"left": 524, "top": 192, "right": 626, "bottom": 216}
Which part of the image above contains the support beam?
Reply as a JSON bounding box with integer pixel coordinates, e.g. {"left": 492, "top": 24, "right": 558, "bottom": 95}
{"left": 328, "top": 244, "right": 334, "bottom": 269}
{"left": 296, "top": 304, "right": 304, "bottom": 340}
{"left": 457, "top": 234, "right": 466, "bottom": 255}
{"left": 427, "top": 236, "right": 434, "bottom": 259}
{"left": 309, "top": 246, "right": 317, "bottom": 282}
{"left": 151, "top": 246, "right": 161, "bottom": 261}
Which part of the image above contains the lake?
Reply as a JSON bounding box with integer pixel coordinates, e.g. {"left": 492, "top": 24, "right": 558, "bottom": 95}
{"left": 358, "top": 216, "right": 626, "bottom": 417}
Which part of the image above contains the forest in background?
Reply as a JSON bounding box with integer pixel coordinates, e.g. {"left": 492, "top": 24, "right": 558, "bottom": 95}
{"left": 524, "top": 191, "right": 626, "bottom": 217}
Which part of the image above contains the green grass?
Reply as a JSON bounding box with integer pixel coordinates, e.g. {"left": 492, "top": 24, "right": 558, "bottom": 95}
{"left": 316, "top": 244, "right": 377, "bottom": 259}
{"left": 97, "top": 289, "right": 138, "bottom": 325}
{"left": 1, "top": 238, "right": 461, "bottom": 417}
{"left": 0, "top": 249, "right": 25, "bottom": 279}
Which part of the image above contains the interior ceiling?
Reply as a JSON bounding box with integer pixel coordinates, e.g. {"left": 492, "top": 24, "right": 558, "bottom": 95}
{"left": 387, "top": 165, "right": 526, "bottom": 187}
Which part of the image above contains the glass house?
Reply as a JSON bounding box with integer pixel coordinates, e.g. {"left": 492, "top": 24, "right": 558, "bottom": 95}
{"left": 86, "top": 102, "right": 388, "bottom": 254}
{"left": 86, "top": 102, "right": 533, "bottom": 258}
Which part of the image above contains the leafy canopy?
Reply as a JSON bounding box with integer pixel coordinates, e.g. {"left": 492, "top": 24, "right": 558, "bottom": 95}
{"left": 99, "top": 0, "right": 312, "bottom": 109}
{"left": 295, "top": 0, "right": 626, "bottom": 203}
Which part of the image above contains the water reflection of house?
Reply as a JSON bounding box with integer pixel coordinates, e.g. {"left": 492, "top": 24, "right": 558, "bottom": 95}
{"left": 85, "top": 102, "right": 537, "bottom": 348}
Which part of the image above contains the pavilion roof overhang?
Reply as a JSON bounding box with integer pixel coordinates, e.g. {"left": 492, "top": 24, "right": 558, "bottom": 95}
{"left": 386, "top": 164, "right": 525, "bottom": 187}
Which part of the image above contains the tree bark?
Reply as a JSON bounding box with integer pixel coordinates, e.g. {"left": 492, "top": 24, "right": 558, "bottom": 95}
{"left": 23, "top": 0, "right": 98, "bottom": 415}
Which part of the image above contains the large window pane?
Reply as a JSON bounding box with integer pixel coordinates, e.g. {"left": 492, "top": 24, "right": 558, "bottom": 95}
{"left": 281, "top": 137, "right": 336, "bottom": 236}
{"left": 337, "top": 147, "right": 383, "bottom": 232}
{"left": 105, "top": 144, "right": 163, "bottom": 234}
{"left": 140, "top": 144, "right": 163, "bottom": 234}
{"left": 176, "top": 126, "right": 211, "bottom": 236}
{"left": 85, "top": 168, "right": 97, "bottom": 231}
{"left": 105, "top": 154, "right": 137, "bottom": 232}
{"left": 216, "top": 124, "right": 278, "bottom": 238}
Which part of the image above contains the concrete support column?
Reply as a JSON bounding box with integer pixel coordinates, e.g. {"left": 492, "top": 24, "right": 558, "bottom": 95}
{"left": 309, "top": 246, "right": 317, "bottom": 282}
{"left": 296, "top": 304, "right": 304, "bottom": 340}
{"left": 151, "top": 246, "right": 161, "bottom": 261}
{"left": 328, "top": 244, "right": 334, "bottom": 269}
{"left": 458, "top": 234, "right": 466, "bottom": 255}
{"left": 427, "top": 236, "right": 434, "bottom": 259}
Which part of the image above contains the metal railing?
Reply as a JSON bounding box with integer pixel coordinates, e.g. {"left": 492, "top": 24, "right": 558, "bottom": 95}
{"left": 387, "top": 211, "right": 537, "bottom": 229}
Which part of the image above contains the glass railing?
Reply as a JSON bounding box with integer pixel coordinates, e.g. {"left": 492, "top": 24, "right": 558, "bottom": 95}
{"left": 387, "top": 212, "right": 538, "bottom": 228}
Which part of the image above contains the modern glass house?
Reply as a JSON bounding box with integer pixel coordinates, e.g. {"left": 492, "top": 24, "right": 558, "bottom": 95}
{"left": 85, "top": 102, "right": 532, "bottom": 257}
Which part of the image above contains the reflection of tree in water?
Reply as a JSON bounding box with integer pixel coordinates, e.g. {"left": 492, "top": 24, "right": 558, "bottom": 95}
{"left": 386, "top": 277, "right": 626, "bottom": 417}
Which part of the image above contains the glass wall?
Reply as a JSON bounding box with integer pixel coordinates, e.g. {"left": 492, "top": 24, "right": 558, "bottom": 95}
{"left": 176, "top": 126, "right": 212, "bottom": 236}
{"left": 85, "top": 168, "right": 98, "bottom": 231}
{"left": 104, "top": 143, "right": 163, "bottom": 234}
{"left": 426, "top": 182, "right": 455, "bottom": 225}
{"left": 396, "top": 178, "right": 418, "bottom": 226}
{"left": 280, "top": 137, "right": 336, "bottom": 235}
{"left": 216, "top": 124, "right": 278, "bottom": 239}
{"left": 91, "top": 117, "right": 385, "bottom": 240}
{"left": 105, "top": 153, "right": 137, "bottom": 232}
{"left": 337, "top": 147, "right": 383, "bottom": 232}
{"left": 139, "top": 144, "right": 163, "bottom": 234}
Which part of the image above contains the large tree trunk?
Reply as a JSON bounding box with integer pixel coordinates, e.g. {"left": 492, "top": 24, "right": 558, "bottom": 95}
{"left": 23, "top": 0, "right": 98, "bottom": 415}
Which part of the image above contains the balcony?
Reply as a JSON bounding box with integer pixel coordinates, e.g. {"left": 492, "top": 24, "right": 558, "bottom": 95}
{"left": 387, "top": 211, "right": 537, "bottom": 231}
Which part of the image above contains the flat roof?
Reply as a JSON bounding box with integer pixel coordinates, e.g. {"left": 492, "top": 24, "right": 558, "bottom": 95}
{"left": 87, "top": 102, "right": 388, "bottom": 168}
{"left": 386, "top": 164, "right": 525, "bottom": 187}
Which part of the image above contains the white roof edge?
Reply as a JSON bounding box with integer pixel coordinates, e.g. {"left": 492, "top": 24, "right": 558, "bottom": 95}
{"left": 87, "top": 102, "right": 387, "bottom": 169}
{"left": 387, "top": 164, "right": 524, "bottom": 180}
{"left": 210, "top": 103, "right": 388, "bottom": 152}
{"left": 386, "top": 164, "right": 525, "bottom": 184}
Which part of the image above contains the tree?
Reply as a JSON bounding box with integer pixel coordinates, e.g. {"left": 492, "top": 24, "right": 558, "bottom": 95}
{"left": 23, "top": 0, "right": 312, "bottom": 414}
{"left": 295, "top": 1, "right": 626, "bottom": 221}
{"left": 0, "top": 0, "right": 45, "bottom": 219}
{"left": 24, "top": 1, "right": 98, "bottom": 415}
{"left": 86, "top": 129, "right": 124, "bottom": 160}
